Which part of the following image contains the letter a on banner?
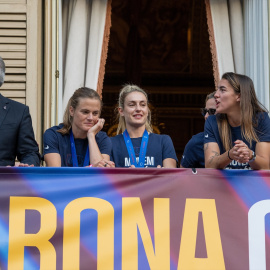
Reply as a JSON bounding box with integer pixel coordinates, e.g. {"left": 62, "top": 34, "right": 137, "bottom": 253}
{"left": 178, "top": 199, "right": 225, "bottom": 270}
{"left": 122, "top": 198, "right": 170, "bottom": 270}
{"left": 8, "top": 197, "right": 57, "bottom": 270}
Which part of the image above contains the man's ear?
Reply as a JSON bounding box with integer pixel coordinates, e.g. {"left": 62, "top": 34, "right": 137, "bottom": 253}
{"left": 118, "top": 107, "right": 124, "bottom": 116}
{"left": 69, "top": 106, "right": 74, "bottom": 117}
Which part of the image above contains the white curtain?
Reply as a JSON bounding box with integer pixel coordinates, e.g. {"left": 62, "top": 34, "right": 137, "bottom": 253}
{"left": 244, "top": 0, "right": 269, "bottom": 111}
{"left": 208, "top": 0, "right": 245, "bottom": 76}
{"left": 207, "top": 0, "right": 269, "bottom": 111}
{"left": 61, "top": 0, "right": 108, "bottom": 116}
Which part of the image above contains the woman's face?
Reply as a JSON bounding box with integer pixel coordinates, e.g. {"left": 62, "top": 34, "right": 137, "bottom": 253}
{"left": 70, "top": 98, "right": 101, "bottom": 134}
{"left": 215, "top": 79, "right": 240, "bottom": 114}
{"left": 119, "top": 91, "right": 149, "bottom": 129}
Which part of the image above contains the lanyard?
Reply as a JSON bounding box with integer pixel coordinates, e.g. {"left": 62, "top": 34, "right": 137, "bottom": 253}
{"left": 69, "top": 130, "right": 89, "bottom": 167}
{"left": 123, "top": 129, "right": 149, "bottom": 167}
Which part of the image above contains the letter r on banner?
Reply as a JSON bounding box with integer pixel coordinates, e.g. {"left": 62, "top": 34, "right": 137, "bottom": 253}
{"left": 8, "top": 197, "right": 57, "bottom": 270}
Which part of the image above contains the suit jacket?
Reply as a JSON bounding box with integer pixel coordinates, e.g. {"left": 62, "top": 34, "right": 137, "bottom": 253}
{"left": 0, "top": 94, "right": 40, "bottom": 166}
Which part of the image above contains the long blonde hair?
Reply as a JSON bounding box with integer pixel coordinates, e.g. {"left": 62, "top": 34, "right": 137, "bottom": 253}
{"left": 116, "top": 84, "right": 153, "bottom": 134}
{"left": 217, "top": 72, "right": 267, "bottom": 150}
{"left": 58, "top": 87, "right": 102, "bottom": 135}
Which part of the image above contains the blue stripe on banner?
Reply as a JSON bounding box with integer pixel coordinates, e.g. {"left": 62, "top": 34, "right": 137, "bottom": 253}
{"left": 0, "top": 218, "right": 9, "bottom": 269}
{"left": 223, "top": 170, "right": 270, "bottom": 236}
{"left": 0, "top": 216, "right": 38, "bottom": 270}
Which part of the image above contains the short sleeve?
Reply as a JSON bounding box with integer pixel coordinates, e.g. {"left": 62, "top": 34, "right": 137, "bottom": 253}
{"left": 181, "top": 139, "right": 195, "bottom": 167}
{"left": 43, "top": 128, "right": 61, "bottom": 155}
{"left": 96, "top": 132, "right": 112, "bottom": 155}
{"left": 256, "top": 112, "right": 270, "bottom": 142}
{"left": 162, "top": 135, "right": 178, "bottom": 162}
{"left": 204, "top": 116, "right": 217, "bottom": 144}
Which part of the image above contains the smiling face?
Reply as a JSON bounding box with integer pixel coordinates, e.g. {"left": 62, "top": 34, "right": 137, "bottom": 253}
{"left": 119, "top": 91, "right": 149, "bottom": 129}
{"left": 215, "top": 78, "right": 240, "bottom": 114}
{"left": 70, "top": 97, "right": 101, "bottom": 137}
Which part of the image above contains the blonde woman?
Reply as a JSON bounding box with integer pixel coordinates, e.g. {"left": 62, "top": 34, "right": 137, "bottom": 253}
{"left": 110, "top": 85, "right": 178, "bottom": 168}
{"left": 204, "top": 72, "right": 270, "bottom": 170}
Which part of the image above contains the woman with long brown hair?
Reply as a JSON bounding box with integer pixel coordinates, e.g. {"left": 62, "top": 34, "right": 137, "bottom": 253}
{"left": 204, "top": 72, "right": 270, "bottom": 170}
{"left": 43, "top": 87, "right": 113, "bottom": 167}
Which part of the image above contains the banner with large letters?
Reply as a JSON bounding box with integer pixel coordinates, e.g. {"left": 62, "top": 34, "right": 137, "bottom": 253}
{"left": 0, "top": 167, "right": 269, "bottom": 270}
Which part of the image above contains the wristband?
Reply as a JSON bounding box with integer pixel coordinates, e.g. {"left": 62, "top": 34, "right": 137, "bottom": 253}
{"left": 228, "top": 149, "right": 233, "bottom": 160}
{"left": 249, "top": 151, "right": 256, "bottom": 162}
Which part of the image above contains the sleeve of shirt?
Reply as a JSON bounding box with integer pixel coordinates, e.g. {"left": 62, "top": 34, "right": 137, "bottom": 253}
{"left": 257, "top": 112, "right": 270, "bottom": 142}
{"left": 180, "top": 139, "right": 195, "bottom": 167}
{"left": 43, "top": 128, "right": 61, "bottom": 155}
{"left": 204, "top": 116, "right": 217, "bottom": 144}
{"left": 96, "top": 132, "right": 112, "bottom": 156}
{"left": 162, "top": 135, "right": 178, "bottom": 162}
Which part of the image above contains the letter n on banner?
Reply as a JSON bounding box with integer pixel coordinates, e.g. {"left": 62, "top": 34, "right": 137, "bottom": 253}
{"left": 178, "top": 199, "right": 225, "bottom": 270}
{"left": 8, "top": 197, "right": 57, "bottom": 270}
{"left": 122, "top": 198, "right": 170, "bottom": 270}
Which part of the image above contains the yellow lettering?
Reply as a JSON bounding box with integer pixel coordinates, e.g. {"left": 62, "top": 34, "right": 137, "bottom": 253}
{"left": 178, "top": 199, "right": 225, "bottom": 270}
{"left": 8, "top": 196, "right": 57, "bottom": 270}
{"left": 122, "top": 198, "right": 170, "bottom": 270}
{"left": 63, "top": 197, "right": 114, "bottom": 270}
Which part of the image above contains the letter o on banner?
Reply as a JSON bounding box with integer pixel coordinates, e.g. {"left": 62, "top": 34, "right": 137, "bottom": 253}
{"left": 248, "top": 199, "right": 270, "bottom": 270}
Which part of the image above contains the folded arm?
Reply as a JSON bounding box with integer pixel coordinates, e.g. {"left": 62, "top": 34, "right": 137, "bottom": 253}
{"left": 44, "top": 153, "right": 61, "bottom": 167}
{"left": 162, "top": 158, "right": 177, "bottom": 168}
{"left": 248, "top": 142, "right": 270, "bottom": 170}
{"left": 204, "top": 142, "right": 231, "bottom": 169}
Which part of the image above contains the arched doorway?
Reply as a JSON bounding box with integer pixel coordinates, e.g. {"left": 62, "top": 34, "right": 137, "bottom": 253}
{"left": 102, "top": 0, "right": 215, "bottom": 162}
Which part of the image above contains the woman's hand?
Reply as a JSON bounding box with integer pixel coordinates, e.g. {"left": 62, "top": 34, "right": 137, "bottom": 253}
{"left": 17, "top": 163, "right": 34, "bottom": 167}
{"left": 231, "top": 140, "right": 251, "bottom": 163}
{"left": 87, "top": 118, "right": 105, "bottom": 137}
{"left": 92, "top": 159, "right": 115, "bottom": 168}
{"left": 233, "top": 140, "right": 270, "bottom": 170}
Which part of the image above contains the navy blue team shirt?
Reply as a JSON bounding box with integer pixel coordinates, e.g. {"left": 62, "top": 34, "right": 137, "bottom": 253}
{"left": 43, "top": 124, "right": 112, "bottom": 167}
{"left": 181, "top": 132, "right": 205, "bottom": 168}
{"left": 110, "top": 133, "right": 178, "bottom": 167}
{"left": 204, "top": 112, "right": 270, "bottom": 169}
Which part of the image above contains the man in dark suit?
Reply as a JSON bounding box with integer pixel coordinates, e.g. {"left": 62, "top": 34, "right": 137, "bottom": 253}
{"left": 0, "top": 56, "right": 40, "bottom": 166}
